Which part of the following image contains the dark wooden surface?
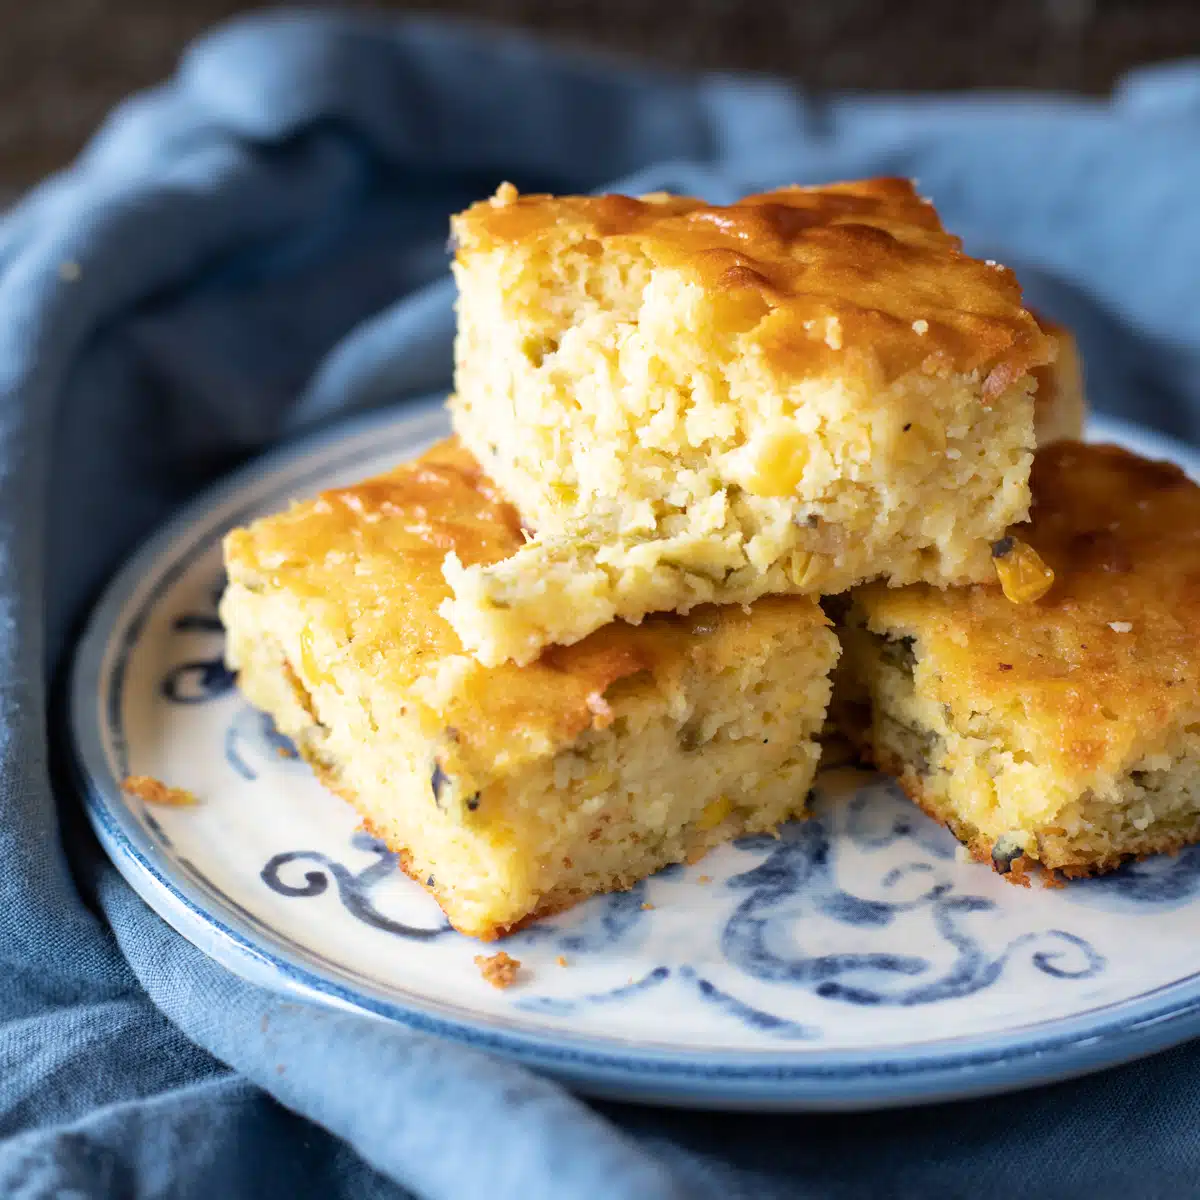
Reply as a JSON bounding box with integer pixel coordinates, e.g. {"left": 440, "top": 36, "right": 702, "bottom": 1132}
{"left": 7, "top": 1, "right": 1200, "bottom": 184}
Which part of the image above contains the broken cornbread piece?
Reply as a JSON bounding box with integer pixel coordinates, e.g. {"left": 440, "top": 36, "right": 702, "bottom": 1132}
{"left": 1030, "top": 313, "right": 1087, "bottom": 446}
{"left": 475, "top": 951, "right": 521, "bottom": 988}
{"left": 220, "top": 438, "right": 838, "bottom": 939}
{"left": 122, "top": 775, "right": 198, "bottom": 807}
{"left": 836, "top": 440, "right": 1200, "bottom": 877}
{"left": 446, "top": 178, "right": 1054, "bottom": 665}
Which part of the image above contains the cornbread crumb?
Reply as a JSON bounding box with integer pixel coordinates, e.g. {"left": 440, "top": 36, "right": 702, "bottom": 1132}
{"left": 493, "top": 181, "right": 519, "bottom": 207}
{"left": 1006, "top": 858, "right": 1033, "bottom": 888}
{"left": 475, "top": 951, "right": 521, "bottom": 989}
{"left": 556, "top": 955, "right": 568, "bottom": 967}
{"left": 641, "top": 902, "right": 655, "bottom": 911}
{"left": 697, "top": 875, "right": 713, "bottom": 884}
{"left": 585, "top": 691, "right": 614, "bottom": 728}
{"left": 122, "top": 775, "right": 197, "bottom": 807}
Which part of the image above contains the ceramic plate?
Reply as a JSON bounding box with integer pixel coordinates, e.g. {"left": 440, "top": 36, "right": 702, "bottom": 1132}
{"left": 70, "top": 397, "right": 1200, "bottom": 1110}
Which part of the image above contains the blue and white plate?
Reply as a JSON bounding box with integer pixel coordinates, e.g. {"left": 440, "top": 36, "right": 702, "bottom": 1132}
{"left": 70, "top": 398, "right": 1200, "bottom": 1110}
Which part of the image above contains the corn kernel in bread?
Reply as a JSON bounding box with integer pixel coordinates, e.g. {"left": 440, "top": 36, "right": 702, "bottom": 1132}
{"left": 447, "top": 178, "right": 1054, "bottom": 665}
{"left": 220, "top": 439, "right": 838, "bottom": 939}
{"left": 837, "top": 441, "right": 1200, "bottom": 877}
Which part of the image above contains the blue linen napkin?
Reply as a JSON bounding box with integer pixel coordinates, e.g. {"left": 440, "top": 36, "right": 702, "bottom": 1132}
{"left": 7, "top": 9, "right": 1200, "bottom": 1197}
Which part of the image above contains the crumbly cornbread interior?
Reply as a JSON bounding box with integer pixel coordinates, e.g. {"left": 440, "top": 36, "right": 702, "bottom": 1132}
{"left": 447, "top": 178, "right": 1052, "bottom": 665}
{"left": 836, "top": 441, "right": 1200, "bottom": 876}
{"left": 220, "top": 438, "right": 838, "bottom": 938}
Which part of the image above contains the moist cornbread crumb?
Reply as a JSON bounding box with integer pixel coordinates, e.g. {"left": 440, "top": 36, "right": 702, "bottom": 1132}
{"left": 446, "top": 178, "right": 1054, "bottom": 665}
{"left": 1030, "top": 313, "right": 1087, "bottom": 446}
{"left": 475, "top": 951, "right": 521, "bottom": 988}
{"left": 122, "top": 775, "right": 198, "bottom": 806}
{"left": 220, "top": 438, "right": 838, "bottom": 939}
{"left": 836, "top": 441, "right": 1200, "bottom": 877}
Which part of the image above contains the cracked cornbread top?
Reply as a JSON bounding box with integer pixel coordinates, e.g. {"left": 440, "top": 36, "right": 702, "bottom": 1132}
{"left": 222, "top": 437, "right": 829, "bottom": 785}
{"left": 855, "top": 442, "right": 1200, "bottom": 778}
{"left": 453, "top": 178, "right": 1054, "bottom": 391}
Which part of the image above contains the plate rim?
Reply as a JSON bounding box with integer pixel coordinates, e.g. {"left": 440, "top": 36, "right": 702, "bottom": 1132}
{"left": 68, "top": 397, "right": 1200, "bottom": 1110}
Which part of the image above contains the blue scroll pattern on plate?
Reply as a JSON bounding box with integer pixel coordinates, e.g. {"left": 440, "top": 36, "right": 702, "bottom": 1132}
{"left": 261, "top": 832, "right": 451, "bottom": 941}
{"left": 159, "top": 579, "right": 1200, "bottom": 1040}
{"left": 1071, "top": 842, "right": 1200, "bottom": 909}
{"left": 718, "top": 804, "right": 1103, "bottom": 1009}
{"left": 161, "top": 582, "right": 236, "bottom": 704}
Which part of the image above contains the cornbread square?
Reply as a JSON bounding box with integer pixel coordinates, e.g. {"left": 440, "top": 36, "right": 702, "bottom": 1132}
{"left": 220, "top": 439, "right": 838, "bottom": 939}
{"left": 1031, "top": 313, "right": 1086, "bottom": 446}
{"left": 836, "top": 441, "right": 1200, "bottom": 878}
{"left": 446, "top": 178, "right": 1054, "bottom": 665}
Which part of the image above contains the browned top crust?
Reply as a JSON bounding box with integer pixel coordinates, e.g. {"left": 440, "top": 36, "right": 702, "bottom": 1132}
{"left": 856, "top": 441, "right": 1200, "bottom": 778}
{"left": 453, "top": 178, "right": 1054, "bottom": 389}
{"left": 223, "top": 438, "right": 829, "bottom": 785}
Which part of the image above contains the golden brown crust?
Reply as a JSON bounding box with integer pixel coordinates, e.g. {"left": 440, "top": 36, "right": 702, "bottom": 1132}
{"left": 454, "top": 179, "right": 1053, "bottom": 387}
{"left": 224, "top": 437, "right": 828, "bottom": 788}
{"left": 866, "top": 738, "right": 1200, "bottom": 881}
{"left": 856, "top": 441, "right": 1200, "bottom": 782}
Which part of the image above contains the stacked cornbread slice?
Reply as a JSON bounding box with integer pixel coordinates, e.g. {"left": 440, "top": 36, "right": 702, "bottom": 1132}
{"left": 445, "top": 179, "right": 1052, "bottom": 666}
{"left": 837, "top": 442, "right": 1200, "bottom": 878}
{"left": 222, "top": 177, "right": 1197, "bottom": 941}
{"left": 221, "top": 440, "right": 837, "bottom": 938}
